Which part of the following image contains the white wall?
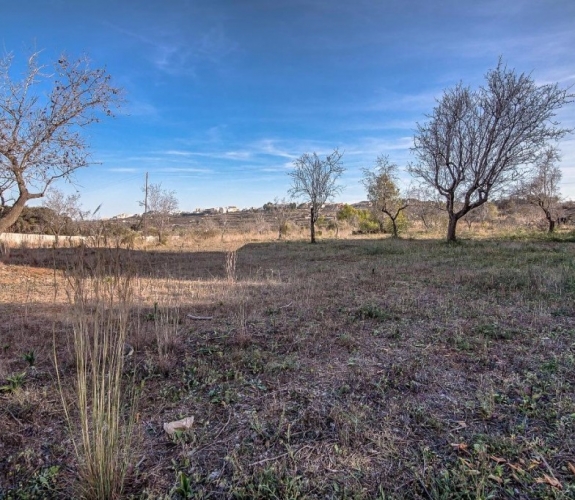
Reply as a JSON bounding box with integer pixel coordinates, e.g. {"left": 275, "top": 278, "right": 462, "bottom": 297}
{"left": 0, "top": 233, "right": 86, "bottom": 247}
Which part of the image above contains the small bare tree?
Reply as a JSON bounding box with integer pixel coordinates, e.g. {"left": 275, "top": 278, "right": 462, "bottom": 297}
{"left": 141, "top": 183, "right": 178, "bottom": 244}
{"left": 252, "top": 210, "right": 269, "bottom": 235}
{"left": 362, "top": 155, "right": 409, "bottom": 237}
{"left": 409, "top": 60, "right": 572, "bottom": 241}
{"left": 406, "top": 185, "right": 444, "bottom": 231}
{"left": 519, "top": 147, "right": 563, "bottom": 232}
{"left": 288, "top": 149, "right": 345, "bottom": 243}
{"left": 218, "top": 211, "right": 229, "bottom": 242}
{"left": 462, "top": 202, "right": 498, "bottom": 230}
{"left": 42, "top": 187, "right": 87, "bottom": 244}
{"left": 270, "top": 197, "right": 294, "bottom": 239}
{"left": 0, "top": 51, "right": 121, "bottom": 232}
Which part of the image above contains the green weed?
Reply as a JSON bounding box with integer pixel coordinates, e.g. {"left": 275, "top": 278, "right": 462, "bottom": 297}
{"left": 1, "top": 372, "right": 26, "bottom": 393}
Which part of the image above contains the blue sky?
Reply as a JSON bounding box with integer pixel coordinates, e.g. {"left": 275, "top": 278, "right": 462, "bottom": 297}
{"left": 3, "top": 0, "right": 575, "bottom": 216}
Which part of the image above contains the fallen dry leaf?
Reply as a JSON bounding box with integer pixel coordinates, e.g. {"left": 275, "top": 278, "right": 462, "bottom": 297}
{"left": 568, "top": 462, "right": 575, "bottom": 476}
{"left": 508, "top": 462, "right": 525, "bottom": 474}
{"left": 535, "top": 474, "right": 562, "bottom": 489}
{"left": 450, "top": 442, "right": 468, "bottom": 451}
{"left": 528, "top": 460, "right": 541, "bottom": 470}
{"left": 451, "top": 421, "right": 467, "bottom": 431}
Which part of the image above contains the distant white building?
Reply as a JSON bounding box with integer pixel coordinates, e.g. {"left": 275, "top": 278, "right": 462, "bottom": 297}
{"left": 112, "top": 213, "right": 136, "bottom": 220}
{"left": 226, "top": 206, "right": 239, "bottom": 213}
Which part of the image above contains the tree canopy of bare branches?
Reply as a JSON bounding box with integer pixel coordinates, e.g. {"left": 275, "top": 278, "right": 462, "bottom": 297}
{"left": 0, "top": 51, "right": 121, "bottom": 232}
{"left": 362, "top": 155, "right": 409, "bottom": 237}
{"left": 409, "top": 60, "right": 572, "bottom": 242}
{"left": 269, "top": 197, "right": 294, "bottom": 239}
{"left": 406, "top": 185, "right": 444, "bottom": 231}
{"left": 141, "top": 183, "right": 179, "bottom": 244}
{"left": 42, "top": 187, "right": 87, "bottom": 243}
{"left": 519, "top": 147, "right": 563, "bottom": 232}
{"left": 288, "top": 149, "right": 344, "bottom": 243}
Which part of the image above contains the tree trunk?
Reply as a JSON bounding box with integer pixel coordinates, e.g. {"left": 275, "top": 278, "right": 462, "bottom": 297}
{"left": 0, "top": 194, "right": 31, "bottom": 233}
{"left": 390, "top": 218, "right": 398, "bottom": 238}
{"left": 420, "top": 216, "right": 429, "bottom": 230}
{"left": 539, "top": 207, "right": 556, "bottom": 233}
{"left": 310, "top": 207, "right": 316, "bottom": 243}
{"left": 446, "top": 215, "right": 458, "bottom": 242}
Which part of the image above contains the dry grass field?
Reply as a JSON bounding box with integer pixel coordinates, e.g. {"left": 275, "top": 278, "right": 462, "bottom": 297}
{"left": 1, "top": 230, "right": 575, "bottom": 499}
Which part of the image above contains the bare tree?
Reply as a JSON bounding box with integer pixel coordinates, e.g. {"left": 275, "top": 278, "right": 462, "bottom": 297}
{"left": 288, "top": 149, "right": 345, "bottom": 243}
{"left": 270, "top": 197, "right": 294, "bottom": 239}
{"left": 519, "top": 147, "right": 563, "bottom": 232}
{"left": 406, "top": 185, "right": 444, "bottom": 231}
{"left": 263, "top": 198, "right": 293, "bottom": 239}
{"left": 217, "top": 211, "right": 229, "bottom": 242}
{"left": 141, "top": 183, "right": 179, "bottom": 243}
{"left": 0, "top": 51, "right": 121, "bottom": 232}
{"left": 362, "top": 155, "right": 409, "bottom": 237}
{"left": 42, "top": 187, "right": 87, "bottom": 244}
{"left": 409, "top": 60, "right": 572, "bottom": 242}
{"left": 251, "top": 210, "right": 269, "bottom": 235}
{"left": 462, "top": 202, "right": 499, "bottom": 231}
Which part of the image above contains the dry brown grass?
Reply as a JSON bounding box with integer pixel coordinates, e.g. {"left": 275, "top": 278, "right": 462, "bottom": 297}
{"left": 56, "top": 251, "right": 137, "bottom": 499}
{"left": 1, "top": 228, "right": 575, "bottom": 498}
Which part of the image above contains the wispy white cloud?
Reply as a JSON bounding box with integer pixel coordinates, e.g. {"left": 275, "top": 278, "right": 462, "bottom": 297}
{"left": 223, "top": 151, "right": 252, "bottom": 160}
{"left": 428, "top": 29, "right": 575, "bottom": 85}
{"left": 125, "top": 100, "right": 158, "bottom": 117}
{"left": 165, "top": 150, "right": 194, "bottom": 157}
{"left": 345, "top": 136, "right": 413, "bottom": 156}
{"left": 261, "top": 163, "right": 293, "bottom": 172}
{"left": 106, "top": 21, "right": 238, "bottom": 77}
{"left": 195, "top": 25, "right": 238, "bottom": 63}
{"left": 163, "top": 167, "right": 212, "bottom": 174}
{"left": 251, "top": 139, "right": 300, "bottom": 160}
{"left": 205, "top": 125, "right": 226, "bottom": 143}
{"left": 161, "top": 150, "right": 250, "bottom": 161}
{"left": 125, "top": 156, "right": 165, "bottom": 163}
{"left": 337, "top": 119, "right": 417, "bottom": 133}
{"left": 107, "top": 167, "right": 139, "bottom": 173}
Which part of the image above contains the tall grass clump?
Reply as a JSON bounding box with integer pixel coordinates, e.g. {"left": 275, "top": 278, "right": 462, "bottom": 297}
{"left": 56, "top": 248, "right": 137, "bottom": 499}
{"left": 147, "top": 297, "right": 181, "bottom": 374}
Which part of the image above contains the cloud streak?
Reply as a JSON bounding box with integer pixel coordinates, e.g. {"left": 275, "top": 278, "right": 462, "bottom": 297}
{"left": 106, "top": 20, "right": 238, "bottom": 77}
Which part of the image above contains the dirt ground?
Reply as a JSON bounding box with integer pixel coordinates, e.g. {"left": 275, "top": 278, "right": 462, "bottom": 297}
{"left": 1, "top": 235, "right": 575, "bottom": 498}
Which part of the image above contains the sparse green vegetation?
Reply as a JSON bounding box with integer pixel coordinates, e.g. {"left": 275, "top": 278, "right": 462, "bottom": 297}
{"left": 0, "top": 371, "right": 26, "bottom": 393}
{"left": 1, "top": 232, "right": 575, "bottom": 498}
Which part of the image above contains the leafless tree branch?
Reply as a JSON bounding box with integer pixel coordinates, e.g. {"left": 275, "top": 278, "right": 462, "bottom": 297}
{"left": 288, "top": 149, "right": 345, "bottom": 243}
{"left": 0, "top": 50, "right": 122, "bottom": 232}
{"left": 409, "top": 59, "right": 573, "bottom": 241}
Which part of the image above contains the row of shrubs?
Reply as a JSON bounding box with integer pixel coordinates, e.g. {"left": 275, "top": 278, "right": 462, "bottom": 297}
{"left": 334, "top": 204, "right": 409, "bottom": 234}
